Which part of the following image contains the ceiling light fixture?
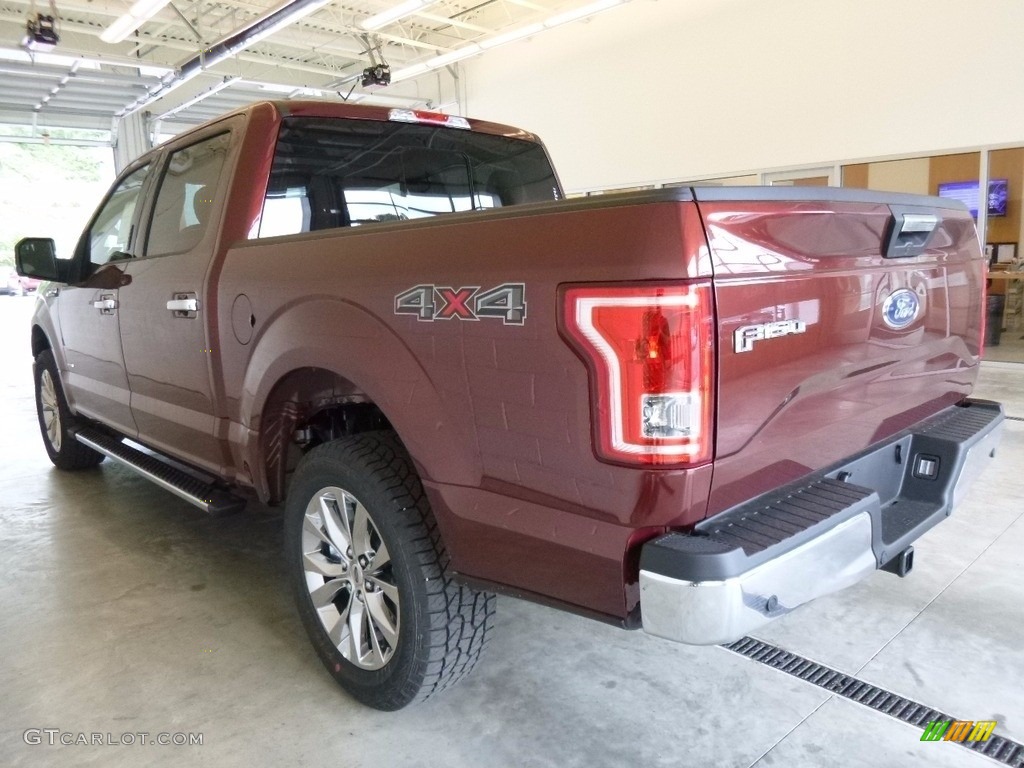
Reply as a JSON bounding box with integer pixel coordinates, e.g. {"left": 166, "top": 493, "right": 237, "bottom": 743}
{"left": 478, "top": 23, "right": 543, "bottom": 50}
{"left": 100, "top": 0, "right": 171, "bottom": 44}
{"left": 391, "top": 0, "right": 625, "bottom": 83}
{"left": 424, "top": 43, "right": 480, "bottom": 70}
{"left": 543, "top": 0, "right": 622, "bottom": 28}
{"left": 359, "top": 0, "right": 436, "bottom": 31}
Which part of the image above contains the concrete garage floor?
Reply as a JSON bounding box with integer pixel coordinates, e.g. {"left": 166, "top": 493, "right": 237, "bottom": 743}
{"left": 0, "top": 294, "right": 1021, "bottom": 768}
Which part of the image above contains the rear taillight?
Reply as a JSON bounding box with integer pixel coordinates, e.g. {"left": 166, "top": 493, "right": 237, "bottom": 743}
{"left": 561, "top": 282, "right": 715, "bottom": 467}
{"left": 979, "top": 267, "right": 988, "bottom": 360}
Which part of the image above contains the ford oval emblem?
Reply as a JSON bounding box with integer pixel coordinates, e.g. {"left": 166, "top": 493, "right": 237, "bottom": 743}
{"left": 882, "top": 289, "right": 920, "bottom": 330}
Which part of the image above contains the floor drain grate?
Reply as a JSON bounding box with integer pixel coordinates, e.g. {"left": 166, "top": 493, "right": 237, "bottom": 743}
{"left": 724, "top": 637, "right": 1024, "bottom": 766}
{"left": 1006, "top": 416, "right": 1024, "bottom": 422}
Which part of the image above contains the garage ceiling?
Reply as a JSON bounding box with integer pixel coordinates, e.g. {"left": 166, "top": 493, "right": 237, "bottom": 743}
{"left": 0, "top": 0, "right": 623, "bottom": 139}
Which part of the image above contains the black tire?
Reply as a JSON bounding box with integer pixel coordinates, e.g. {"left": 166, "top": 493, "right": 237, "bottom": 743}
{"left": 34, "top": 349, "right": 105, "bottom": 470}
{"left": 284, "top": 432, "right": 494, "bottom": 710}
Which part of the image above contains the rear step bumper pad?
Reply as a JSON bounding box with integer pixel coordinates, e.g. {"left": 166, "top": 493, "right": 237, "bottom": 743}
{"left": 639, "top": 399, "right": 1004, "bottom": 646}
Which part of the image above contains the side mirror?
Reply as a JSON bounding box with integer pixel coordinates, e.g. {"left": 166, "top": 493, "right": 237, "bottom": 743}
{"left": 15, "top": 238, "right": 65, "bottom": 283}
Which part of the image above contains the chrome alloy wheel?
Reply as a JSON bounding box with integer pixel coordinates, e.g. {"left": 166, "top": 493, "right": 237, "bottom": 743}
{"left": 39, "top": 368, "right": 61, "bottom": 452}
{"left": 301, "top": 486, "right": 399, "bottom": 670}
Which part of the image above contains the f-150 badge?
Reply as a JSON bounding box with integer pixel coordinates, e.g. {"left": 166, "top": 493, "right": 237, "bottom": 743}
{"left": 734, "top": 319, "right": 807, "bottom": 353}
{"left": 395, "top": 283, "right": 526, "bottom": 325}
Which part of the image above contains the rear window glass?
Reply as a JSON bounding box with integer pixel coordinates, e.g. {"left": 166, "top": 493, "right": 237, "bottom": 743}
{"left": 257, "top": 116, "right": 560, "bottom": 237}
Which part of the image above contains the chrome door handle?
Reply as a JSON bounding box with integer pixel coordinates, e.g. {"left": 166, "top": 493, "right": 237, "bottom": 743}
{"left": 167, "top": 292, "right": 199, "bottom": 318}
{"left": 92, "top": 295, "right": 117, "bottom": 314}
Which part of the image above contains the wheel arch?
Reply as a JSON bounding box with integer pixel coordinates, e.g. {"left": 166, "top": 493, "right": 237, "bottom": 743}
{"left": 236, "top": 297, "right": 480, "bottom": 503}
{"left": 30, "top": 323, "right": 51, "bottom": 357}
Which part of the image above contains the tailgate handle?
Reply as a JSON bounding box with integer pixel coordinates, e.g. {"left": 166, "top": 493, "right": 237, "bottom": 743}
{"left": 885, "top": 209, "right": 939, "bottom": 258}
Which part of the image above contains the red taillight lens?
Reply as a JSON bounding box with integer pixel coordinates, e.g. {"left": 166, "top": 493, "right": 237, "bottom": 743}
{"left": 561, "top": 282, "right": 715, "bottom": 467}
{"left": 979, "top": 268, "right": 988, "bottom": 360}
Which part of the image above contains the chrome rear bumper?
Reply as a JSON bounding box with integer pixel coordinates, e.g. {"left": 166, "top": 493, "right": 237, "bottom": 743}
{"left": 639, "top": 399, "right": 1004, "bottom": 646}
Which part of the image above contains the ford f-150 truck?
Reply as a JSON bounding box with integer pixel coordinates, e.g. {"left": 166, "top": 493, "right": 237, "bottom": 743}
{"left": 15, "top": 100, "right": 1003, "bottom": 710}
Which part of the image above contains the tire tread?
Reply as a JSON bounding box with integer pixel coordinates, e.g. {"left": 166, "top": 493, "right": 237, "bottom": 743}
{"left": 294, "top": 431, "right": 494, "bottom": 708}
{"left": 34, "top": 350, "right": 105, "bottom": 470}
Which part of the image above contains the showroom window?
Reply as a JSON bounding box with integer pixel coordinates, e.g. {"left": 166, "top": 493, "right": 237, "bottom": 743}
{"left": 843, "top": 149, "right": 1024, "bottom": 363}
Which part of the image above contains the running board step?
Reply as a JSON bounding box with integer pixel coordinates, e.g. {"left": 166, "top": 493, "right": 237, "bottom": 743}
{"left": 74, "top": 427, "right": 246, "bottom": 516}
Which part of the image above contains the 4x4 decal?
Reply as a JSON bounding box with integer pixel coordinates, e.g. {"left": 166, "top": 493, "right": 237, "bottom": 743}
{"left": 395, "top": 283, "right": 527, "bottom": 326}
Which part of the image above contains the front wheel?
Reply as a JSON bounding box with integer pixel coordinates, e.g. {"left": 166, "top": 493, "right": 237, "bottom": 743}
{"left": 284, "top": 432, "right": 494, "bottom": 710}
{"left": 34, "top": 350, "right": 104, "bottom": 470}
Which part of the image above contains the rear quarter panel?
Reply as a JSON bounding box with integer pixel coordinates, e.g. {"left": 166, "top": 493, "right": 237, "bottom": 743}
{"left": 218, "top": 194, "right": 713, "bottom": 617}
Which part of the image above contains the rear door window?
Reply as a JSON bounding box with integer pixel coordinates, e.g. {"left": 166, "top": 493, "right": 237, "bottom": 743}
{"left": 146, "top": 133, "right": 231, "bottom": 257}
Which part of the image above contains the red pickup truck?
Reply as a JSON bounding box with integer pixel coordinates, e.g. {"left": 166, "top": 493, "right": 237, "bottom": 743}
{"left": 16, "top": 101, "right": 1003, "bottom": 710}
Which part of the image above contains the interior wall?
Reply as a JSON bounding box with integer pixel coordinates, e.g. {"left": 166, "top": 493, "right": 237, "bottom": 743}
{"left": 927, "top": 153, "right": 981, "bottom": 197}
{"left": 463, "top": 0, "right": 1024, "bottom": 192}
{"left": 842, "top": 164, "right": 869, "bottom": 189}
{"left": 868, "top": 158, "right": 930, "bottom": 195}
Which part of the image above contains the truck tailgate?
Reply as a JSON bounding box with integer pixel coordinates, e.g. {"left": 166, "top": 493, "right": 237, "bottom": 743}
{"left": 694, "top": 188, "right": 985, "bottom": 517}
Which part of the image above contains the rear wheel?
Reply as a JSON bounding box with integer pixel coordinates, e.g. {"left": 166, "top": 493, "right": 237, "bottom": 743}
{"left": 284, "top": 432, "right": 494, "bottom": 710}
{"left": 34, "top": 350, "right": 104, "bottom": 470}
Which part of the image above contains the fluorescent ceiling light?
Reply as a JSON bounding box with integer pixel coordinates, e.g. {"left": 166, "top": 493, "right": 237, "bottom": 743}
{"left": 360, "top": 0, "right": 435, "bottom": 31}
{"left": 197, "top": 0, "right": 331, "bottom": 71}
{"left": 0, "top": 47, "right": 85, "bottom": 68}
{"left": 479, "top": 23, "right": 543, "bottom": 50}
{"left": 543, "top": 0, "right": 622, "bottom": 29}
{"left": 258, "top": 82, "right": 300, "bottom": 93}
{"left": 425, "top": 43, "right": 480, "bottom": 69}
{"left": 393, "top": 0, "right": 624, "bottom": 84}
{"left": 237, "top": 0, "right": 331, "bottom": 48}
{"left": 137, "top": 64, "right": 171, "bottom": 77}
{"left": 100, "top": 0, "right": 172, "bottom": 44}
{"left": 389, "top": 62, "right": 429, "bottom": 83}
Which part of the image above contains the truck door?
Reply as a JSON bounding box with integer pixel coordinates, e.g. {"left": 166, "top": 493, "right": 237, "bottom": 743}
{"left": 57, "top": 163, "right": 152, "bottom": 437}
{"left": 116, "top": 126, "right": 237, "bottom": 475}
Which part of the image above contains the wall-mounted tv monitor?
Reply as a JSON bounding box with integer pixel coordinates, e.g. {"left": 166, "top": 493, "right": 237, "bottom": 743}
{"left": 937, "top": 178, "right": 1008, "bottom": 218}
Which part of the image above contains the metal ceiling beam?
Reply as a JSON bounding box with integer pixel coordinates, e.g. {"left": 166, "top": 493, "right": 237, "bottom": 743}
{"left": 0, "top": 95, "right": 47, "bottom": 105}
{"left": 0, "top": 0, "right": 541, "bottom": 133}
{"left": 47, "top": 94, "right": 144, "bottom": 107}
{"left": 0, "top": 15, "right": 366, "bottom": 78}
{"left": 119, "top": 0, "right": 343, "bottom": 116}
{"left": 23, "top": 106, "right": 117, "bottom": 117}
{"left": 413, "top": 10, "right": 491, "bottom": 33}
{"left": 0, "top": 62, "right": 162, "bottom": 86}
{"left": 0, "top": 80, "right": 59, "bottom": 93}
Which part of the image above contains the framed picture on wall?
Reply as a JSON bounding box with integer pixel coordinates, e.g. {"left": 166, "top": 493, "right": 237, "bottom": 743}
{"left": 988, "top": 242, "right": 1018, "bottom": 264}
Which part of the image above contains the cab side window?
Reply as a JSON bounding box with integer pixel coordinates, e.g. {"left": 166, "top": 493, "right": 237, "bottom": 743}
{"left": 87, "top": 164, "right": 150, "bottom": 266}
{"left": 146, "top": 133, "right": 230, "bottom": 257}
